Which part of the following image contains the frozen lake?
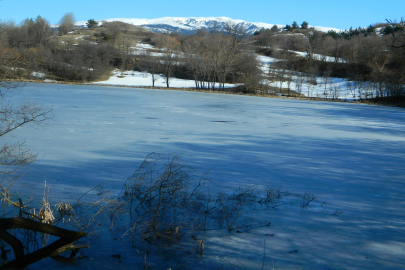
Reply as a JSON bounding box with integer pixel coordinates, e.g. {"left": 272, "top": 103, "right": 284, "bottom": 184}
{"left": 6, "top": 82, "right": 405, "bottom": 269}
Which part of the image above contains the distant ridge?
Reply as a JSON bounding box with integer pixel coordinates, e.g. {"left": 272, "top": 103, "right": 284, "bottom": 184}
{"left": 71, "top": 17, "right": 342, "bottom": 34}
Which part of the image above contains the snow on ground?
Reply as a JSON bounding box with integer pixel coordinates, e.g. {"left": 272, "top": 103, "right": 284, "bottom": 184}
{"left": 264, "top": 76, "right": 359, "bottom": 100}
{"left": 257, "top": 55, "right": 280, "bottom": 73}
{"left": 91, "top": 42, "right": 361, "bottom": 100}
{"left": 132, "top": 43, "right": 155, "bottom": 50}
{"left": 93, "top": 68, "right": 374, "bottom": 100}
{"left": 131, "top": 51, "right": 163, "bottom": 57}
{"left": 131, "top": 50, "right": 183, "bottom": 58}
{"left": 31, "top": 71, "right": 46, "bottom": 78}
{"left": 93, "top": 66, "right": 365, "bottom": 101}
{"left": 257, "top": 53, "right": 382, "bottom": 100}
{"left": 93, "top": 69, "right": 238, "bottom": 88}
{"left": 130, "top": 43, "right": 165, "bottom": 57}
{"left": 8, "top": 82, "right": 405, "bottom": 270}
{"left": 289, "top": 50, "right": 346, "bottom": 63}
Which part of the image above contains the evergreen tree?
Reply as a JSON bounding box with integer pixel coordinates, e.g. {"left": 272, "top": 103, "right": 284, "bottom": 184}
{"left": 326, "top": 30, "right": 339, "bottom": 39}
{"left": 383, "top": 25, "right": 394, "bottom": 35}
{"left": 86, "top": 19, "right": 98, "bottom": 28}
{"left": 253, "top": 28, "right": 264, "bottom": 36}
{"left": 365, "top": 25, "right": 375, "bottom": 36}
{"left": 301, "top": 21, "right": 308, "bottom": 29}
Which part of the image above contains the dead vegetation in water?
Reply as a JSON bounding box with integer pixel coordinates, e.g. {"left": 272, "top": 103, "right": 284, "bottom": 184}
{"left": 0, "top": 153, "right": 319, "bottom": 269}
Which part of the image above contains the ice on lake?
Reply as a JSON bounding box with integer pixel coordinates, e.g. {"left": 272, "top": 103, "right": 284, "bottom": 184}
{"left": 6, "top": 82, "right": 405, "bottom": 269}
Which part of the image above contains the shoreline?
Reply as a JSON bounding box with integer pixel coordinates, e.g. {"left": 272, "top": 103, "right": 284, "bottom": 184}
{"left": 11, "top": 78, "right": 404, "bottom": 108}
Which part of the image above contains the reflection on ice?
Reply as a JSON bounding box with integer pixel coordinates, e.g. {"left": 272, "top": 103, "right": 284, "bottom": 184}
{"left": 7, "top": 83, "right": 405, "bottom": 270}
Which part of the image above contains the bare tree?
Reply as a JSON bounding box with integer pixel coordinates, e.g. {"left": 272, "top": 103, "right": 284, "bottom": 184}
{"left": 294, "top": 75, "right": 305, "bottom": 95}
{"left": 235, "top": 52, "right": 261, "bottom": 92}
{"left": 117, "top": 34, "right": 135, "bottom": 75}
{"left": 321, "top": 65, "right": 333, "bottom": 95}
{"left": 307, "top": 84, "right": 314, "bottom": 98}
{"left": 353, "top": 79, "right": 365, "bottom": 100}
{"left": 330, "top": 83, "right": 341, "bottom": 100}
{"left": 320, "top": 36, "right": 343, "bottom": 63}
{"left": 224, "top": 21, "right": 250, "bottom": 44}
{"left": 58, "top": 12, "right": 75, "bottom": 36}
{"left": 11, "top": 16, "right": 52, "bottom": 48}
{"left": 254, "top": 27, "right": 279, "bottom": 47}
{"left": 183, "top": 36, "right": 206, "bottom": 89}
{"left": 216, "top": 35, "right": 240, "bottom": 90}
{"left": 156, "top": 36, "right": 180, "bottom": 88}
{"left": 305, "top": 65, "right": 318, "bottom": 85}
{"left": 346, "top": 81, "right": 356, "bottom": 98}
{"left": 104, "top": 21, "right": 123, "bottom": 43}
{"left": 0, "top": 98, "right": 50, "bottom": 179}
{"left": 274, "top": 67, "right": 287, "bottom": 93}
{"left": 303, "top": 30, "right": 323, "bottom": 61}
{"left": 285, "top": 71, "right": 293, "bottom": 96}
{"left": 359, "top": 35, "right": 390, "bottom": 97}
{"left": 203, "top": 33, "right": 238, "bottom": 90}
{"left": 140, "top": 50, "right": 160, "bottom": 87}
{"left": 183, "top": 33, "right": 241, "bottom": 90}
{"left": 337, "top": 38, "right": 354, "bottom": 64}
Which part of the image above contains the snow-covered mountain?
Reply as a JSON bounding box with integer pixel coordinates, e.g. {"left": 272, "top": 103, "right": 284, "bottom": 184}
{"left": 74, "top": 17, "right": 341, "bottom": 34}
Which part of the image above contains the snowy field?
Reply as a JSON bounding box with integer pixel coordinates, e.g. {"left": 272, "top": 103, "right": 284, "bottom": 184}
{"left": 288, "top": 50, "right": 347, "bottom": 63}
{"left": 93, "top": 54, "right": 378, "bottom": 100}
{"left": 94, "top": 67, "right": 370, "bottom": 101}
{"left": 93, "top": 69, "right": 238, "bottom": 89}
{"left": 7, "top": 83, "right": 405, "bottom": 269}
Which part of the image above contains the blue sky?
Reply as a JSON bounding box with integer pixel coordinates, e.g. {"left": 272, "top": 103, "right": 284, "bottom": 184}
{"left": 1, "top": 0, "right": 404, "bottom": 30}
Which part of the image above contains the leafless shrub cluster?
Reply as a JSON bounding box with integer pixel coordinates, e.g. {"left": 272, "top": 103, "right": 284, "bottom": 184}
{"left": 301, "top": 191, "right": 316, "bottom": 208}
{"left": 259, "top": 186, "right": 282, "bottom": 204}
{"left": 0, "top": 147, "right": 318, "bottom": 269}
{"left": 119, "top": 155, "right": 295, "bottom": 245}
{"left": 211, "top": 184, "right": 258, "bottom": 231}
{"left": 121, "top": 153, "right": 211, "bottom": 243}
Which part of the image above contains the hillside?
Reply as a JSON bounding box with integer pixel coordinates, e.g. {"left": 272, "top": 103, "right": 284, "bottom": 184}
{"left": 3, "top": 15, "right": 405, "bottom": 105}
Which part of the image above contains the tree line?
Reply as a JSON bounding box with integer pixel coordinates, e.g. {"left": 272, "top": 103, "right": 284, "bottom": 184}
{"left": 138, "top": 28, "right": 261, "bottom": 91}
{"left": 0, "top": 15, "right": 120, "bottom": 82}
{"left": 0, "top": 14, "right": 404, "bottom": 102}
{"left": 253, "top": 19, "right": 405, "bottom": 101}
{"left": 0, "top": 15, "right": 261, "bottom": 92}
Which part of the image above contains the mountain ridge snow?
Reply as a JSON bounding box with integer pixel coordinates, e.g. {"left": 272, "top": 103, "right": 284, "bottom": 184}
{"left": 72, "top": 16, "right": 342, "bottom": 34}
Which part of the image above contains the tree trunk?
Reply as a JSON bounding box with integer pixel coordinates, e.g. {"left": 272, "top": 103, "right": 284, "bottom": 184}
{"left": 0, "top": 217, "right": 87, "bottom": 269}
